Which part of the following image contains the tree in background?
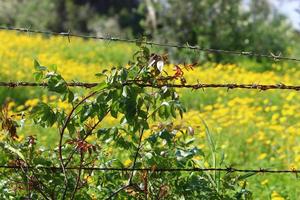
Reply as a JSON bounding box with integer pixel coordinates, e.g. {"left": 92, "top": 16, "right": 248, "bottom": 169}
{"left": 140, "top": 0, "right": 294, "bottom": 62}
{"left": 0, "top": 0, "right": 143, "bottom": 37}
{"left": 0, "top": 0, "right": 59, "bottom": 31}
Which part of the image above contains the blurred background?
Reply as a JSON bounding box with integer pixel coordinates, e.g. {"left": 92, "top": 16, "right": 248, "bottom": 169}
{"left": 0, "top": 0, "right": 299, "bottom": 62}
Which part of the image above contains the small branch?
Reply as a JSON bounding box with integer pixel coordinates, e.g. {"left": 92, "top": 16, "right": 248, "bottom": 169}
{"left": 128, "top": 128, "right": 145, "bottom": 185}
{"left": 104, "top": 184, "right": 131, "bottom": 200}
{"left": 70, "top": 152, "right": 84, "bottom": 200}
{"left": 104, "top": 128, "right": 145, "bottom": 200}
{"left": 64, "top": 109, "right": 110, "bottom": 168}
{"left": 59, "top": 91, "right": 97, "bottom": 200}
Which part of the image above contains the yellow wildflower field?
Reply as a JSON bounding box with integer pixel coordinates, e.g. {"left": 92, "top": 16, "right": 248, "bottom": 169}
{"left": 1, "top": 30, "right": 300, "bottom": 199}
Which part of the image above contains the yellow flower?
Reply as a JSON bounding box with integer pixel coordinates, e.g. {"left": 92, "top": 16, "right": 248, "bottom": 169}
{"left": 84, "top": 175, "right": 93, "bottom": 184}
{"left": 257, "top": 153, "right": 267, "bottom": 160}
{"left": 271, "top": 191, "right": 285, "bottom": 200}
{"left": 16, "top": 105, "right": 25, "bottom": 111}
{"left": 261, "top": 179, "right": 268, "bottom": 185}
{"left": 16, "top": 135, "right": 24, "bottom": 142}
{"left": 193, "top": 156, "right": 203, "bottom": 161}
{"left": 25, "top": 98, "right": 39, "bottom": 107}
{"left": 7, "top": 101, "right": 16, "bottom": 110}
{"left": 246, "top": 138, "right": 253, "bottom": 144}
{"left": 124, "top": 159, "right": 132, "bottom": 167}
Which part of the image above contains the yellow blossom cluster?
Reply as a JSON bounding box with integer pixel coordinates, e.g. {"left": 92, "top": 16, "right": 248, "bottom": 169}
{"left": 0, "top": 31, "right": 136, "bottom": 81}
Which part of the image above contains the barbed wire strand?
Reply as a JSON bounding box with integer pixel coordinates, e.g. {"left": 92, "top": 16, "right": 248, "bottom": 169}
{"left": 0, "top": 165, "right": 298, "bottom": 174}
{"left": 1, "top": 26, "right": 300, "bottom": 62}
{"left": 1, "top": 81, "right": 300, "bottom": 91}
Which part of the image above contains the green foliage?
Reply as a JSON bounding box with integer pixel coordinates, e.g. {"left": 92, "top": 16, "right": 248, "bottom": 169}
{"left": 0, "top": 46, "right": 253, "bottom": 199}
{"left": 140, "top": 0, "right": 295, "bottom": 62}
{"left": 0, "top": 0, "right": 142, "bottom": 36}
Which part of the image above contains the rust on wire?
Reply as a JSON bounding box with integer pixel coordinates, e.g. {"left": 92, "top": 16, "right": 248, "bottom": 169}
{"left": 1, "top": 81, "right": 300, "bottom": 91}
{"left": 1, "top": 26, "right": 300, "bottom": 62}
{"left": 0, "top": 165, "right": 299, "bottom": 174}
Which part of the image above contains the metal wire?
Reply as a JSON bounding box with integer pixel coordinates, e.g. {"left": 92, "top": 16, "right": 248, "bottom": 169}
{"left": 1, "top": 81, "right": 300, "bottom": 91}
{"left": 0, "top": 165, "right": 298, "bottom": 174}
{"left": 1, "top": 26, "right": 300, "bottom": 62}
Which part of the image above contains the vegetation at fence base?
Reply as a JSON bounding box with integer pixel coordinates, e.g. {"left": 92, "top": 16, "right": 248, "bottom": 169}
{"left": 0, "top": 45, "right": 255, "bottom": 199}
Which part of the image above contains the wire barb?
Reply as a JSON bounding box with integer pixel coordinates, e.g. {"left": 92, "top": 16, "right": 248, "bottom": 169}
{"left": 1, "top": 26, "right": 300, "bottom": 62}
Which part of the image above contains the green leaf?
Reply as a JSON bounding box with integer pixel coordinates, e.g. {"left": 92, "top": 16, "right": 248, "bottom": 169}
{"left": 34, "top": 59, "right": 40, "bottom": 70}
{"left": 34, "top": 59, "right": 47, "bottom": 71}
{"left": 201, "top": 119, "right": 216, "bottom": 152}
{"left": 92, "top": 81, "right": 108, "bottom": 92}
{"left": 170, "top": 104, "right": 177, "bottom": 118}
{"left": 122, "top": 85, "right": 129, "bottom": 97}
{"left": 68, "top": 90, "right": 74, "bottom": 103}
{"left": 46, "top": 74, "right": 68, "bottom": 94}
{"left": 67, "top": 123, "right": 76, "bottom": 137}
{"left": 237, "top": 172, "right": 257, "bottom": 182}
{"left": 49, "top": 64, "right": 57, "bottom": 72}
{"left": 31, "top": 102, "right": 56, "bottom": 127}
{"left": 158, "top": 104, "right": 170, "bottom": 119}
{"left": 5, "top": 143, "right": 26, "bottom": 162}
{"left": 33, "top": 72, "right": 43, "bottom": 81}
{"left": 97, "top": 128, "right": 109, "bottom": 138}
{"left": 80, "top": 105, "right": 92, "bottom": 122}
{"left": 111, "top": 102, "right": 119, "bottom": 118}
{"left": 33, "top": 158, "right": 52, "bottom": 166}
{"left": 95, "top": 72, "right": 105, "bottom": 77}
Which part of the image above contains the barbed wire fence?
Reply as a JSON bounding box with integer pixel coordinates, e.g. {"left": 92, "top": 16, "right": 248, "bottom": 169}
{"left": 1, "top": 25, "right": 300, "bottom": 198}
{"left": 1, "top": 81, "right": 300, "bottom": 91}
{"left": 1, "top": 26, "right": 300, "bottom": 62}
{"left": 0, "top": 165, "right": 299, "bottom": 174}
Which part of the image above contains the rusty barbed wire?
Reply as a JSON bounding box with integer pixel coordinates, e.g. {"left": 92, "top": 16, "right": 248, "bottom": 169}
{"left": 1, "top": 81, "right": 300, "bottom": 91}
{"left": 1, "top": 26, "right": 300, "bottom": 62}
{"left": 0, "top": 165, "right": 298, "bottom": 174}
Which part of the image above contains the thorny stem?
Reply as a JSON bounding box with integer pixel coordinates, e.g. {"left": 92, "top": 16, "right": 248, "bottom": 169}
{"left": 70, "top": 151, "right": 84, "bottom": 200}
{"left": 104, "top": 184, "right": 132, "bottom": 200}
{"left": 64, "top": 109, "right": 110, "bottom": 168}
{"left": 59, "top": 91, "right": 97, "bottom": 200}
{"left": 128, "top": 128, "right": 145, "bottom": 185}
{"left": 105, "top": 128, "right": 145, "bottom": 200}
